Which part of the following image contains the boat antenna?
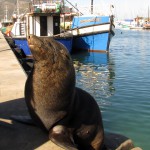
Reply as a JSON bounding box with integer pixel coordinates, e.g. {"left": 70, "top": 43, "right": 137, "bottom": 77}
{"left": 17, "top": 0, "right": 20, "bottom": 17}
{"left": 4, "top": 5, "right": 8, "bottom": 21}
{"left": 91, "top": 0, "right": 93, "bottom": 14}
{"left": 148, "top": 6, "right": 149, "bottom": 21}
{"left": 65, "top": 0, "right": 83, "bottom": 15}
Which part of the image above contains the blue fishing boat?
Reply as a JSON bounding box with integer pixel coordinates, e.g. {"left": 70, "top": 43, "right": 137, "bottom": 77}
{"left": 71, "top": 15, "right": 115, "bottom": 53}
{"left": 69, "top": 0, "right": 115, "bottom": 53}
{"left": 10, "top": 0, "right": 73, "bottom": 56}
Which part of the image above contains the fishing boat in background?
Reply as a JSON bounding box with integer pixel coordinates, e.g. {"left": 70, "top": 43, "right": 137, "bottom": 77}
{"left": 143, "top": 22, "right": 150, "bottom": 29}
{"left": 143, "top": 6, "right": 150, "bottom": 29}
{"left": 130, "top": 17, "right": 144, "bottom": 30}
{"left": 10, "top": 0, "right": 74, "bottom": 56}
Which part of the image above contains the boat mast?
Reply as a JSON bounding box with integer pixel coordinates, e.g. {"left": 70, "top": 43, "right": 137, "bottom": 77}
{"left": 65, "top": 0, "right": 83, "bottom": 15}
{"left": 16, "top": 0, "right": 20, "bottom": 22}
{"left": 17, "top": 0, "right": 20, "bottom": 17}
{"left": 4, "top": 5, "right": 8, "bottom": 21}
{"left": 148, "top": 6, "right": 149, "bottom": 21}
{"left": 91, "top": 0, "right": 93, "bottom": 14}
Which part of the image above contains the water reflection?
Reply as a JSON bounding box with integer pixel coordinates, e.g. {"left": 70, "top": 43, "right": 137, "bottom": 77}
{"left": 72, "top": 51, "right": 115, "bottom": 107}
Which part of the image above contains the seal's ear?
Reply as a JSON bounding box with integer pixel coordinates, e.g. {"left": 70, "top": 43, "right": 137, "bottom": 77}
{"left": 49, "top": 125, "right": 78, "bottom": 150}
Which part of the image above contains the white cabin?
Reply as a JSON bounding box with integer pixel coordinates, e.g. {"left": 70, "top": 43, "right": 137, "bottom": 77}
{"left": 26, "top": 13, "right": 61, "bottom": 37}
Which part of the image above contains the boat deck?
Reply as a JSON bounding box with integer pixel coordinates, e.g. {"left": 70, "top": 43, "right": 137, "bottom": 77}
{"left": 0, "top": 31, "right": 63, "bottom": 150}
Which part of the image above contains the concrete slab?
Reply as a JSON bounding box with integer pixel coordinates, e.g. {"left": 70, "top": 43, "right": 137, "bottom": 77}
{"left": 0, "top": 32, "right": 63, "bottom": 150}
{"left": 0, "top": 32, "right": 26, "bottom": 101}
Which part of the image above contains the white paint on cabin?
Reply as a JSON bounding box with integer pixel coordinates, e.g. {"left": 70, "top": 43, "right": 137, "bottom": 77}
{"left": 29, "top": 16, "right": 33, "bottom": 35}
{"left": 47, "top": 16, "right": 53, "bottom": 36}
{"left": 27, "top": 15, "right": 55, "bottom": 36}
{"left": 11, "top": 22, "right": 21, "bottom": 36}
{"left": 11, "top": 22, "right": 26, "bottom": 37}
{"left": 11, "top": 14, "right": 59, "bottom": 37}
{"left": 35, "top": 16, "right": 40, "bottom": 36}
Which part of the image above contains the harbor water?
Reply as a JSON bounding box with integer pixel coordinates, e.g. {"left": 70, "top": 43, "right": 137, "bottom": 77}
{"left": 72, "top": 29, "right": 150, "bottom": 150}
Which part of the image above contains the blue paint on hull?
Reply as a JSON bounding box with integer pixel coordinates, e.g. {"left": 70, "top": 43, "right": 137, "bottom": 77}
{"left": 13, "top": 37, "right": 73, "bottom": 56}
{"left": 72, "top": 32, "right": 110, "bottom": 51}
{"left": 71, "top": 15, "right": 114, "bottom": 52}
{"left": 14, "top": 39, "right": 32, "bottom": 56}
{"left": 56, "top": 38, "right": 73, "bottom": 53}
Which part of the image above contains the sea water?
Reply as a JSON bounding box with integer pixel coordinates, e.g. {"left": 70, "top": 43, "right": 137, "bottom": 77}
{"left": 72, "top": 29, "right": 150, "bottom": 150}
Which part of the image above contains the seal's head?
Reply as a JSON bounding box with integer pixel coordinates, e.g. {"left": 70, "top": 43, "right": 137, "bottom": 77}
{"left": 27, "top": 35, "right": 71, "bottom": 65}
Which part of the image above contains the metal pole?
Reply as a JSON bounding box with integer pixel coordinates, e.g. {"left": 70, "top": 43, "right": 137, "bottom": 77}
{"left": 148, "top": 6, "right": 149, "bottom": 21}
{"left": 17, "top": 0, "right": 20, "bottom": 16}
{"left": 91, "top": 0, "right": 93, "bottom": 14}
{"left": 5, "top": 5, "right": 8, "bottom": 21}
{"left": 65, "top": 0, "right": 83, "bottom": 15}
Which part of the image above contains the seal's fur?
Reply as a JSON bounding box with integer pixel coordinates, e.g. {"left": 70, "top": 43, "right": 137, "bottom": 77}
{"left": 26, "top": 35, "right": 104, "bottom": 150}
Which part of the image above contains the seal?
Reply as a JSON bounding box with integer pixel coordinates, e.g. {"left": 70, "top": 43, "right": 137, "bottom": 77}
{"left": 25, "top": 35, "right": 104, "bottom": 150}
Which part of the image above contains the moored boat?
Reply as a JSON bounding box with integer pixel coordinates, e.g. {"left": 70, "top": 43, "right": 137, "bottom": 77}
{"left": 143, "top": 22, "right": 150, "bottom": 29}
{"left": 143, "top": 6, "right": 150, "bottom": 29}
{"left": 71, "top": 15, "right": 115, "bottom": 53}
{"left": 67, "top": 0, "right": 115, "bottom": 53}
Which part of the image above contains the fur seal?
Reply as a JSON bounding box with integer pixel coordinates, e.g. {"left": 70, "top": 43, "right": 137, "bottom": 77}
{"left": 25, "top": 35, "right": 104, "bottom": 150}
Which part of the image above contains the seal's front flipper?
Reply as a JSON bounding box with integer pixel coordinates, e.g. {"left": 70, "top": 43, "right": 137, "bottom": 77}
{"left": 49, "top": 125, "right": 78, "bottom": 150}
{"left": 10, "top": 115, "right": 35, "bottom": 125}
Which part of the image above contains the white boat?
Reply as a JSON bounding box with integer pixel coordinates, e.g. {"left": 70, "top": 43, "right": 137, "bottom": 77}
{"left": 10, "top": 0, "right": 73, "bottom": 56}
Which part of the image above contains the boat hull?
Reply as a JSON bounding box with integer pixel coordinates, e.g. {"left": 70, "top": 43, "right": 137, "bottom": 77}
{"left": 13, "top": 37, "right": 73, "bottom": 57}
{"left": 13, "top": 38, "right": 32, "bottom": 56}
{"left": 56, "top": 37, "right": 73, "bottom": 53}
{"left": 72, "top": 32, "right": 113, "bottom": 53}
{"left": 71, "top": 15, "right": 115, "bottom": 53}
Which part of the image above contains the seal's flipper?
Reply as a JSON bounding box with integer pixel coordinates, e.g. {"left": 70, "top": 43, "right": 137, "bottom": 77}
{"left": 10, "top": 115, "right": 35, "bottom": 125}
{"left": 49, "top": 125, "right": 78, "bottom": 150}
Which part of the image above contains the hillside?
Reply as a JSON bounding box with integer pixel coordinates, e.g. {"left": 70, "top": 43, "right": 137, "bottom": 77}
{"left": 0, "top": 0, "right": 30, "bottom": 21}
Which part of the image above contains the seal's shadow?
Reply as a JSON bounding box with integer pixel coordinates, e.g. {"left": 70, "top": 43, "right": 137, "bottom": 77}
{"left": 0, "top": 98, "right": 48, "bottom": 150}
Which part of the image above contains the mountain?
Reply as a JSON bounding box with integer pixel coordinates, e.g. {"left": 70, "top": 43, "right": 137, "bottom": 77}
{"left": 0, "top": 0, "right": 30, "bottom": 21}
{"left": 0, "top": 0, "right": 76, "bottom": 22}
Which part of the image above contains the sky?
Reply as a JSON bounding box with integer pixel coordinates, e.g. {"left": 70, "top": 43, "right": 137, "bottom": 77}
{"left": 66, "top": 0, "right": 150, "bottom": 20}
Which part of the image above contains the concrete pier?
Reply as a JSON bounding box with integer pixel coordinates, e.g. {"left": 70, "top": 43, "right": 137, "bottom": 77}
{"left": 0, "top": 31, "right": 63, "bottom": 150}
{"left": 0, "top": 33, "right": 26, "bottom": 101}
